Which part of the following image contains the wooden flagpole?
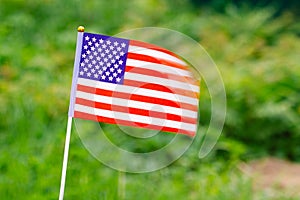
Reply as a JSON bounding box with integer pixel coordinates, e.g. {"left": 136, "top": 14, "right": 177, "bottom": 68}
{"left": 59, "top": 26, "right": 85, "bottom": 200}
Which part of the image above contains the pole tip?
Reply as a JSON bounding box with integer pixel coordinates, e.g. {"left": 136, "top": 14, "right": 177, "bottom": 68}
{"left": 77, "top": 26, "right": 85, "bottom": 32}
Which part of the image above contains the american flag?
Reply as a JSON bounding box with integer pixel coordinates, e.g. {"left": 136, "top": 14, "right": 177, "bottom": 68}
{"left": 69, "top": 32, "right": 200, "bottom": 136}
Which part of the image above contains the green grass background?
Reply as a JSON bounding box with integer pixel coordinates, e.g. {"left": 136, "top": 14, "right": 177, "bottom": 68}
{"left": 1, "top": 0, "right": 300, "bottom": 199}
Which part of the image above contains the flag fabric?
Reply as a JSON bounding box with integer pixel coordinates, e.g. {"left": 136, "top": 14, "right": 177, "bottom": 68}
{"left": 69, "top": 32, "right": 200, "bottom": 136}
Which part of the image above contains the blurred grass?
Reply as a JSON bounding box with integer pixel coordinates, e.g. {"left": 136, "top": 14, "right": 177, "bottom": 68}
{"left": 0, "top": 0, "right": 300, "bottom": 199}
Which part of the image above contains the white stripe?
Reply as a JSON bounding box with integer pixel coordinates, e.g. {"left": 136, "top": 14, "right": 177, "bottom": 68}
{"left": 128, "top": 46, "right": 187, "bottom": 66}
{"left": 75, "top": 91, "right": 198, "bottom": 118}
{"left": 125, "top": 72, "right": 199, "bottom": 92}
{"left": 74, "top": 104, "right": 196, "bottom": 132}
{"left": 126, "top": 59, "right": 192, "bottom": 77}
{"left": 77, "top": 78, "right": 198, "bottom": 106}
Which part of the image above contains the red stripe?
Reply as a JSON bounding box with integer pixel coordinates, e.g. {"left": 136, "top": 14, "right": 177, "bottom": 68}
{"left": 77, "top": 84, "right": 198, "bottom": 112}
{"left": 129, "top": 40, "right": 184, "bottom": 61}
{"left": 125, "top": 66, "right": 199, "bottom": 86}
{"left": 74, "top": 111, "right": 196, "bottom": 136}
{"left": 75, "top": 98, "right": 197, "bottom": 124}
{"left": 123, "top": 79, "right": 200, "bottom": 99}
{"left": 127, "top": 52, "right": 188, "bottom": 71}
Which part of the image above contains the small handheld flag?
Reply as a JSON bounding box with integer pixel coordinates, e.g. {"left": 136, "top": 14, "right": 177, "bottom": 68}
{"left": 68, "top": 27, "right": 200, "bottom": 136}
{"left": 59, "top": 26, "right": 200, "bottom": 200}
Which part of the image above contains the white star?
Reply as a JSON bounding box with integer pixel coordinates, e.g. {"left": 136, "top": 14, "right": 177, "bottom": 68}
{"left": 120, "top": 51, "right": 125, "bottom": 56}
{"left": 116, "top": 77, "right": 121, "bottom": 82}
{"left": 88, "top": 64, "right": 92, "bottom": 68}
{"left": 106, "top": 40, "right": 111, "bottom": 45}
{"left": 117, "top": 68, "right": 122, "bottom": 73}
{"left": 85, "top": 36, "right": 90, "bottom": 41}
{"left": 92, "top": 60, "right": 96, "bottom": 65}
{"left": 89, "top": 55, "right": 93, "bottom": 59}
{"left": 91, "top": 46, "right": 95, "bottom": 51}
{"left": 80, "top": 62, "right": 85, "bottom": 67}
{"left": 95, "top": 43, "right": 99, "bottom": 47}
{"left": 103, "top": 67, "right": 107, "bottom": 71}
{"left": 99, "top": 39, "right": 104, "bottom": 44}
{"left": 108, "top": 54, "right": 112, "bottom": 59}
{"left": 101, "top": 53, "right": 105, "bottom": 57}
{"left": 118, "top": 60, "right": 123, "bottom": 65}
{"left": 84, "top": 67, "right": 88, "bottom": 72}
{"left": 113, "top": 72, "right": 117, "bottom": 77}
{"left": 114, "top": 41, "right": 119, "bottom": 46}
{"left": 110, "top": 68, "right": 114, "bottom": 72}
{"left": 94, "top": 74, "right": 99, "bottom": 78}
{"left": 105, "top": 49, "right": 109, "bottom": 54}
{"left": 105, "top": 71, "right": 110, "bottom": 76}
{"left": 104, "top": 58, "right": 108, "bottom": 62}
{"left": 87, "top": 72, "right": 91, "bottom": 77}
{"left": 101, "top": 75, "right": 106, "bottom": 80}
{"left": 92, "top": 37, "right": 96, "bottom": 42}
{"left": 97, "top": 48, "right": 102, "bottom": 52}
{"left": 96, "top": 56, "right": 101, "bottom": 61}
{"left": 98, "top": 70, "right": 103, "bottom": 74}
{"left": 108, "top": 76, "right": 113, "bottom": 81}
{"left": 111, "top": 59, "right": 116, "bottom": 63}
{"left": 107, "top": 63, "right": 111, "bottom": 67}
{"left": 112, "top": 50, "right": 117, "bottom": 55}
{"left": 102, "top": 44, "right": 107, "bottom": 49}
{"left": 117, "top": 47, "right": 121, "bottom": 51}
{"left": 86, "top": 50, "right": 91, "bottom": 55}
{"left": 82, "top": 54, "right": 86, "bottom": 58}
{"left": 99, "top": 61, "right": 104, "bottom": 66}
{"left": 91, "top": 68, "right": 95, "bottom": 73}
{"left": 114, "top": 64, "right": 119, "bottom": 68}
{"left": 115, "top": 55, "right": 120, "bottom": 60}
{"left": 121, "top": 42, "right": 126, "bottom": 48}
{"left": 95, "top": 65, "right": 100, "bottom": 69}
{"left": 88, "top": 41, "right": 92, "bottom": 46}
{"left": 93, "top": 51, "right": 98, "bottom": 56}
{"left": 84, "top": 45, "right": 88, "bottom": 50}
{"left": 109, "top": 45, "right": 114, "bottom": 50}
{"left": 84, "top": 58, "right": 89, "bottom": 63}
{"left": 79, "top": 71, "right": 84, "bottom": 76}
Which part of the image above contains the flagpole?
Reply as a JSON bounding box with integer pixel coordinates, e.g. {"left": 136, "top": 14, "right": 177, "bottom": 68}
{"left": 59, "top": 26, "right": 85, "bottom": 200}
{"left": 59, "top": 116, "right": 73, "bottom": 200}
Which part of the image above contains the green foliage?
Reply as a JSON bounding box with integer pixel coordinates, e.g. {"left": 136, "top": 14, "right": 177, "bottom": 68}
{"left": 189, "top": 0, "right": 300, "bottom": 15}
{"left": 195, "top": 7, "right": 300, "bottom": 161}
{"left": 0, "top": 0, "right": 300, "bottom": 199}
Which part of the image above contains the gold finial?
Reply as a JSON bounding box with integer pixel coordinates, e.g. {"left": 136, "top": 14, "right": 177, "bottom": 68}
{"left": 77, "top": 26, "right": 85, "bottom": 32}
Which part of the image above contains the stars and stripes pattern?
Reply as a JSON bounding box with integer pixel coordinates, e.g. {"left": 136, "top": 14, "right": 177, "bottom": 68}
{"left": 69, "top": 32, "right": 200, "bottom": 136}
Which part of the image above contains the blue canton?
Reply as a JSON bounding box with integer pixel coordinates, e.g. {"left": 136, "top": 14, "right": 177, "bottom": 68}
{"left": 78, "top": 32, "right": 129, "bottom": 84}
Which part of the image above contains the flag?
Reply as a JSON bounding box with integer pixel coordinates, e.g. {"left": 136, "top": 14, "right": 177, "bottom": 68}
{"left": 69, "top": 31, "right": 200, "bottom": 136}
